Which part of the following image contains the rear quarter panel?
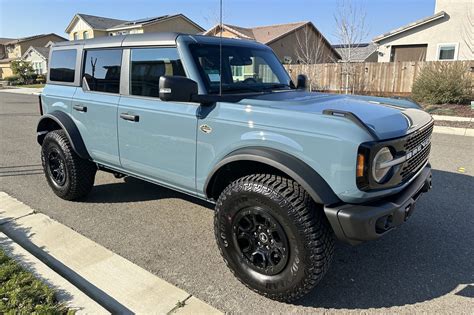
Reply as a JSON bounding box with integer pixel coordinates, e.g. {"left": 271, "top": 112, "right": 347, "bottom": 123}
{"left": 41, "top": 84, "right": 77, "bottom": 115}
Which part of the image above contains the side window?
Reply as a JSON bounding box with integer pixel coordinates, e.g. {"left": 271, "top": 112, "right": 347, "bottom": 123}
{"left": 130, "top": 47, "right": 185, "bottom": 98}
{"left": 83, "top": 49, "right": 122, "bottom": 93}
{"left": 49, "top": 49, "right": 77, "bottom": 83}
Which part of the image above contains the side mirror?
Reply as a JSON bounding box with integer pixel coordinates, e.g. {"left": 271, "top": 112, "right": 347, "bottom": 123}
{"left": 296, "top": 74, "right": 307, "bottom": 90}
{"left": 159, "top": 76, "right": 198, "bottom": 102}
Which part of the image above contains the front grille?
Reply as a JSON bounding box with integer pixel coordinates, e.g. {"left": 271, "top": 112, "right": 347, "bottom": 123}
{"left": 400, "top": 144, "right": 431, "bottom": 179}
{"left": 400, "top": 121, "right": 434, "bottom": 181}
{"left": 404, "top": 122, "right": 434, "bottom": 152}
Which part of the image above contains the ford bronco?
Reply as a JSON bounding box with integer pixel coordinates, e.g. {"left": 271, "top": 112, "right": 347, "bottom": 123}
{"left": 38, "top": 33, "right": 433, "bottom": 302}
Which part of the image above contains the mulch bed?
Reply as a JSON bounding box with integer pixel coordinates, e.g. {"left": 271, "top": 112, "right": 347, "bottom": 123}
{"left": 423, "top": 103, "right": 473, "bottom": 118}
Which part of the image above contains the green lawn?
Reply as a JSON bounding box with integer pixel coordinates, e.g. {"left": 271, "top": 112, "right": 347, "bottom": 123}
{"left": 0, "top": 248, "right": 71, "bottom": 314}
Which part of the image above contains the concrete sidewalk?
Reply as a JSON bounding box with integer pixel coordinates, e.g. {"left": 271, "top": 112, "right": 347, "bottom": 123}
{"left": 0, "top": 192, "right": 221, "bottom": 314}
{"left": 0, "top": 87, "right": 43, "bottom": 95}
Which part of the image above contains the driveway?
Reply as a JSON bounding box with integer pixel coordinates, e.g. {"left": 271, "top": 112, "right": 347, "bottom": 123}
{"left": 1, "top": 93, "right": 473, "bottom": 313}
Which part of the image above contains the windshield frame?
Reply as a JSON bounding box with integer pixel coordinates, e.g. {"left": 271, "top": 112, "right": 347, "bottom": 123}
{"left": 188, "top": 43, "right": 293, "bottom": 95}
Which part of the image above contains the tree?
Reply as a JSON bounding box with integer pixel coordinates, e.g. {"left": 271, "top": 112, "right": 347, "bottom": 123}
{"left": 334, "top": 0, "right": 369, "bottom": 94}
{"left": 294, "top": 24, "right": 332, "bottom": 91}
{"left": 11, "top": 60, "right": 36, "bottom": 84}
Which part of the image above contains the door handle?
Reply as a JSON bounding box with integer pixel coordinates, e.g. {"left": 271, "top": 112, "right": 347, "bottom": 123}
{"left": 73, "top": 105, "right": 87, "bottom": 112}
{"left": 120, "top": 113, "right": 140, "bottom": 122}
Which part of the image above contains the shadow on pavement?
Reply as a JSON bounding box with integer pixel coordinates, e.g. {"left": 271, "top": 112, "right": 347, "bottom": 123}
{"left": 84, "top": 176, "right": 214, "bottom": 209}
{"left": 297, "top": 169, "right": 473, "bottom": 308}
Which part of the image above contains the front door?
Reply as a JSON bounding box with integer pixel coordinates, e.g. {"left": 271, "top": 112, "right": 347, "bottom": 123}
{"left": 117, "top": 47, "right": 198, "bottom": 193}
{"left": 72, "top": 48, "right": 123, "bottom": 166}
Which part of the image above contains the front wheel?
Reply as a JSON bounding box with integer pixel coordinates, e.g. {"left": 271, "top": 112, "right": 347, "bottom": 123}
{"left": 41, "top": 130, "right": 96, "bottom": 200}
{"left": 214, "top": 174, "right": 335, "bottom": 302}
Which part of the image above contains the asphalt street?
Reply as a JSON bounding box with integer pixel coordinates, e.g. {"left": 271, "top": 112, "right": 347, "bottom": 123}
{"left": 1, "top": 92, "right": 473, "bottom": 313}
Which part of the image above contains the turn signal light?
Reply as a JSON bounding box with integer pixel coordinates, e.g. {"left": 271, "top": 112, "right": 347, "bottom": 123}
{"left": 357, "top": 153, "right": 365, "bottom": 177}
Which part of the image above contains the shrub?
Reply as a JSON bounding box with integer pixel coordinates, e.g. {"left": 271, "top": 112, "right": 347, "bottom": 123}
{"left": 36, "top": 74, "right": 46, "bottom": 84}
{"left": 412, "top": 62, "right": 472, "bottom": 104}
{"left": 11, "top": 60, "right": 36, "bottom": 84}
{"left": 4, "top": 75, "right": 20, "bottom": 82}
{"left": 3, "top": 75, "right": 21, "bottom": 85}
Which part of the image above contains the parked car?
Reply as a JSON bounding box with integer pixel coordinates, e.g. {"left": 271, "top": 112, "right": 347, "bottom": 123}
{"left": 37, "top": 33, "right": 433, "bottom": 302}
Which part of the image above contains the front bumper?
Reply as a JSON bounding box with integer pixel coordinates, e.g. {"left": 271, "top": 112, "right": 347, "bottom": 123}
{"left": 325, "top": 164, "right": 432, "bottom": 245}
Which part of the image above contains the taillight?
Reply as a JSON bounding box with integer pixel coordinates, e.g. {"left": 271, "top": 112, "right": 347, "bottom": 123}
{"left": 38, "top": 95, "right": 43, "bottom": 115}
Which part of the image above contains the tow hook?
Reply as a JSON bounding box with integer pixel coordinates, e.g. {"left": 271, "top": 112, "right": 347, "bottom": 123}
{"left": 421, "top": 174, "right": 432, "bottom": 193}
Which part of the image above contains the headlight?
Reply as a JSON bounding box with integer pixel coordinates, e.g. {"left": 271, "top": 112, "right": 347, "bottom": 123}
{"left": 372, "top": 147, "right": 393, "bottom": 183}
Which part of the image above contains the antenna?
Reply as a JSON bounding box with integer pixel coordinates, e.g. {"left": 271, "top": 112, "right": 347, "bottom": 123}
{"left": 219, "top": 0, "right": 223, "bottom": 96}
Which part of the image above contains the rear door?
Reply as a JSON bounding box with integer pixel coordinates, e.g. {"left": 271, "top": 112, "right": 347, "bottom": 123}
{"left": 72, "top": 48, "right": 122, "bottom": 167}
{"left": 117, "top": 47, "right": 198, "bottom": 193}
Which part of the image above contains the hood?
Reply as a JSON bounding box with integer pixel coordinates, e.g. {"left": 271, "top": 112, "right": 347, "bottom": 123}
{"left": 239, "top": 91, "right": 433, "bottom": 140}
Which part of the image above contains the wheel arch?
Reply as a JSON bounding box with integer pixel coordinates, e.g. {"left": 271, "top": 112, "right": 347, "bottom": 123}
{"left": 37, "top": 111, "right": 91, "bottom": 160}
{"left": 204, "top": 147, "right": 340, "bottom": 205}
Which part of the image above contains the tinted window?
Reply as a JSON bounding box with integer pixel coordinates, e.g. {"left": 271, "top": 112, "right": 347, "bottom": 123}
{"left": 83, "top": 49, "right": 122, "bottom": 93}
{"left": 130, "top": 48, "right": 185, "bottom": 98}
{"left": 189, "top": 44, "right": 291, "bottom": 94}
{"left": 49, "top": 49, "right": 77, "bottom": 82}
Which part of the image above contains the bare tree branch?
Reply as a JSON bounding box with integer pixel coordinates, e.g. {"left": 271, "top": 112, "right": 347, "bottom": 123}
{"left": 333, "top": 0, "right": 369, "bottom": 94}
{"left": 294, "top": 24, "right": 330, "bottom": 91}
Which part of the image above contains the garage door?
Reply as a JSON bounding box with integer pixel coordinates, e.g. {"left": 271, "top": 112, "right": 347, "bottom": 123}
{"left": 390, "top": 44, "right": 427, "bottom": 62}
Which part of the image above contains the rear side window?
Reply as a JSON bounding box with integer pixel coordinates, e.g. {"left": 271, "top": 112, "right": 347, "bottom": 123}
{"left": 83, "top": 49, "right": 122, "bottom": 94}
{"left": 130, "top": 48, "right": 185, "bottom": 98}
{"left": 49, "top": 49, "right": 77, "bottom": 83}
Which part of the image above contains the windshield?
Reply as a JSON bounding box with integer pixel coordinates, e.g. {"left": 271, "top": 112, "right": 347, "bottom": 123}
{"left": 189, "top": 43, "right": 292, "bottom": 94}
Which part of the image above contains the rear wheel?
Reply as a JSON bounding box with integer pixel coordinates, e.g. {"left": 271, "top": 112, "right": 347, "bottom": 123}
{"left": 41, "top": 130, "right": 96, "bottom": 200}
{"left": 214, "top": 174, "right": 335, "bottom": 302}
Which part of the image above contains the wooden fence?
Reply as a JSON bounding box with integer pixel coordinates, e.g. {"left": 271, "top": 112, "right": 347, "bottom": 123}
{"left": 285, "top": 61, "right": 474, "bottom": 96}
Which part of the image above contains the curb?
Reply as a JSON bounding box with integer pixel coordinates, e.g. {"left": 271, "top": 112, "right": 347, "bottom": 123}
{"left": 432, "top": 115, "right": 472, "bottom": 122}
{"left": 0, "top": 192, "right": 222, "bottom": 315}
{"left": 433, "top": 126, "right": 474, "bottom": 137}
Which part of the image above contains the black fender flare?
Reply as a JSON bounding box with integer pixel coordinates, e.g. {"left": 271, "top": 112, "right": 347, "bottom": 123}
{"left": 37, "top": 111, "right": 91, "bottom": 160}
{"left": 204, "top": 147, "right": 341, "bottom": 205}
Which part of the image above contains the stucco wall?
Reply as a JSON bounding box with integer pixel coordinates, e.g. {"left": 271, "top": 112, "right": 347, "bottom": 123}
{"left": 376, "top": 0, "right": 473, "bottom": 61}
{"left": 142, "top": 17, "right": 202, "bottom": 34}
{"left": 268, "top": 28, "right": 339, "bottom": 64}
{"left": 0, "top": 63, "right": 13, "bottom": 79}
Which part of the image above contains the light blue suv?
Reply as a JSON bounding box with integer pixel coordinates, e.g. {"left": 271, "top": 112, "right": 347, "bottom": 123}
{"left": 38, "top": 33, "right": 433, "bottom": 302}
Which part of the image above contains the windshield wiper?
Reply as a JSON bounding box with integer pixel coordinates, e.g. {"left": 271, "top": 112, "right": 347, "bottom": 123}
{"left": 220, "top": 86, "right": 265, "bottom": 93}
{"left": 261, "top": 83, "right": 291, "bottom": 90}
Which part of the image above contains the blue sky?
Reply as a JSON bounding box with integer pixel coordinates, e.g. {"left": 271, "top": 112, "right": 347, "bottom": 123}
{"left": 0, "top": 0, "right": 435, "bottom": 43}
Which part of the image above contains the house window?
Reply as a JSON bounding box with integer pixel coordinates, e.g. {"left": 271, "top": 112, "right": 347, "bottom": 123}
{"left": 83, "top": 31, "right": 89, "bottom": 39}
{"left": 73, "top": 32, "right": 78, "bottom": 40}
{"left": 437, "top": 43, "right": 458, "bottom": 60}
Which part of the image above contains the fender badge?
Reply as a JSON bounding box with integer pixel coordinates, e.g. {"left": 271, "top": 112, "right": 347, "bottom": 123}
{"left": 200, "top": 124, "right": 212, "bottom": 134}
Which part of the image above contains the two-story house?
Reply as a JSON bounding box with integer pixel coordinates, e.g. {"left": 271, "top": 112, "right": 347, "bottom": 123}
{"left": 0, "top": 33, "right": 66, "bottom": 79}
{"left": 65, "top": 13, "right": 205, "bottom": 40}
{"left": 373, "top": 0, "right": 473, "bottom": 62}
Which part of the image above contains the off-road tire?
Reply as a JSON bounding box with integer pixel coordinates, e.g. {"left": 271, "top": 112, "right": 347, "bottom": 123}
{"left": 41, "top": 130, "right": 96, "bottom": 200}
{"left": 214, "top": 174, "right": 335, "bottom": 302}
